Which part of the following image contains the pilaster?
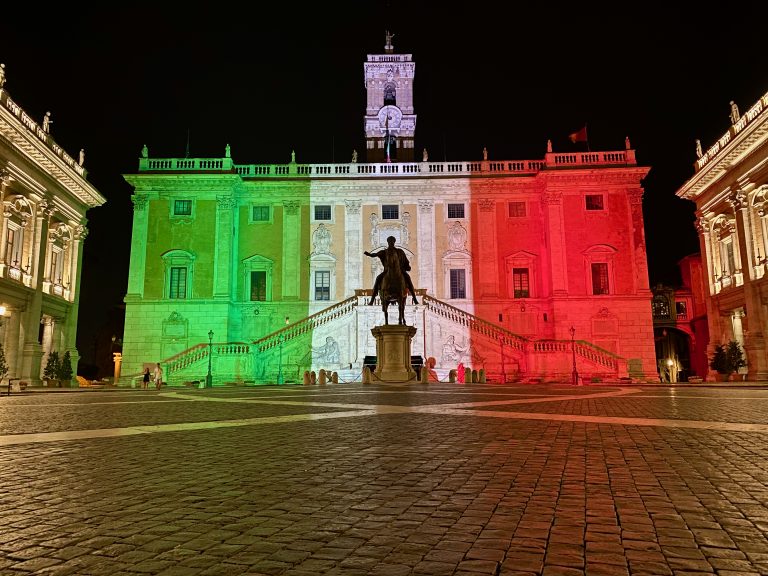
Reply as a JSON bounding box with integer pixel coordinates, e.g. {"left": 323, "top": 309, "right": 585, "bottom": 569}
{"left": 214, "top": 196, "right": 236, "bottom": 298}
{"left": 126, "top": 194, "right": 149, "bottom": 298}
{"left": 281, "top": 200, "right": 301, "bottom": 299}
{"left": 417, "top": 199, "right": 434, "bottom": 294}
{"left": 628, "top": 189, "right": 651, "bottom": 294}
{"left": 344, "top": 200, "right": 362, "bottom": 296}
{"left": 543, "top": 190, "right": 568, "bottom": 295}
{"left": 477, "top": 199, "right": 498, "bottom": 296}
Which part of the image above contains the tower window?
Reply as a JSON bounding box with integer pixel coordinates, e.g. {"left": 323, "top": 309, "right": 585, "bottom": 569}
{"left": 382, "top": 205, "right": 399, "bottom": 220}
{"left": 384, "top": 83, "right": 396, "bottom": 106}
{"left": 250, "top": 271, "right": 267, "bottom": 301}
{"left": 252, "top": 206, "right": 270, "bottom": 222}
{"left": 512, "top": 268, "right": 530, "bottom": 298}
{"left": 508, "top": 202, "right": 526, "bottom": 218}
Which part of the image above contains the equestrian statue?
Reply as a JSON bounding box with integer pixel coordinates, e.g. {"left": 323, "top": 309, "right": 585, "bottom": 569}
{"left": 364, "top": 236, "right": 418, "bottom": 325}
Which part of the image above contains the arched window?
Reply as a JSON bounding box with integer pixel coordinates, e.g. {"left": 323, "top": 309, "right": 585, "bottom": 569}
{"left": 383, "top": 82, "right": 396, "bottom": 106}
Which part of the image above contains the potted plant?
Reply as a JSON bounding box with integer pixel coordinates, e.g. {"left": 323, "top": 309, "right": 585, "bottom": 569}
{"left": 43, "top": 351, "right": 60, "bottom": 387}
{"left": 58, "top": 351, "right": 74, "bottom": 387}
{"left": 725, "top": 340, "right": 747, "bottom": 380}
{"left": 709, "top": 344, "right": 728, "bottom": 381}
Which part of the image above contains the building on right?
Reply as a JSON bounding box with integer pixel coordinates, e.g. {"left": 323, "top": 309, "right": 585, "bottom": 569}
{"left": 676, "top": 89, "right": 768, "bottom": 381}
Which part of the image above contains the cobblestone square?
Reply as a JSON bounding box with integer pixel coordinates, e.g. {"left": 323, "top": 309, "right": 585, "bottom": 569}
{"left": 1, "top": 383, "right": 767, "bottom": 575}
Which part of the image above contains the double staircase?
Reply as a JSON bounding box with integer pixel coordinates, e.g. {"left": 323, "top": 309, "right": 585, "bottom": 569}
{"left": 157, "top": 294, "right": 627, "bottom": 386}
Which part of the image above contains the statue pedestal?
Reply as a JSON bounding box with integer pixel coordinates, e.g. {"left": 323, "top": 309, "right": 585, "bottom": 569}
{"left": 371, "top": 325, "right": 417, "bottom": 383}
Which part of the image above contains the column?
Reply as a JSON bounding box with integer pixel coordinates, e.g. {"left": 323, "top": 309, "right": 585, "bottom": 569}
{"left": 344, "top": 200, "right": 362, "bottom": 296}
{"left": 125, "top": 195, "right": 149, "bottom": 298}
{"left": 21, "top": 199, "right": 52, "bottom": 384}
{"left": 730, "top": 190, "right": 767, "bottom": 379}
{"left": 477, "top": 199, "right": 499, "bottom": 296}
{"left": 628, "top": 189, "right": 651, "bottom": 294}
{"left": 0, "top": 171, "right": 11, "bottom": 271}
{"left": 63, "top": 225, "right": 87, "bottom": 376}
{"left": 697, "top": 218, "right": 721, "bottom": 380}
{"left": 214, "top": 196, "right": 236, "bottom": 298}
{"left": 417, "top": 199, "right": 434, "bottom": 294}
{"left": 281, "top": 200, "right": 301, "bottom": 299}
{"left": 543, "top": 191, "right": 568, "bottom": 295}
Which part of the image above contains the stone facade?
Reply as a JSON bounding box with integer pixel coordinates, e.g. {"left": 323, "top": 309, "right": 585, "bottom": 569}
{"left": 0, "top": 84, "right": 105, "bottom": 385}
{"left": 677, "top": 89, "right": 768, "bottom": 380}
{"left": 120, "top": 42, "right": 657, "bottom": 385}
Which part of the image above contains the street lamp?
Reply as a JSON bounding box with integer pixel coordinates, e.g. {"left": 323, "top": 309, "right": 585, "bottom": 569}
{"left": 499, "top": 335, "right": 507, "bottom": 384}
{"left": 569, "top": 326, "right": 579, "bottom": 385}
{"left": 277, "top": 316, "right": 289, "bottom": 385}
{"left": 205, "top": 330, "right": 213, "bottom": 388}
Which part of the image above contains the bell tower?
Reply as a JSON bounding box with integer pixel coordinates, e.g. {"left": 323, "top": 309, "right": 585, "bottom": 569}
{"left": 364, "top": 31, "right": 416, "bottom": 163}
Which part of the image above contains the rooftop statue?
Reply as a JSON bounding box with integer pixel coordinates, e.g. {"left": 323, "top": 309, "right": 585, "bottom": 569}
{"left": 695, "top": 139, "right": 703, "bottom": 159}
{"left": 729, "top": 100, "right": 740, "bottom": 124}
{"left": 42, "top": 111, "right": 52, "bottom": 133}
{"left": 365, "top": 235, "right": 417, "bottom": 325}
{"left": 141, "top": 144, "right": 148, "bottom": 158}
{"left": 0, "top": 63, "right": 6, "bottom": 88}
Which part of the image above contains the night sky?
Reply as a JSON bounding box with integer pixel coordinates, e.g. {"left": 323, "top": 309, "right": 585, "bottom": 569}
{"left": 2, "top": 3, "right": 767, "bottom": 369}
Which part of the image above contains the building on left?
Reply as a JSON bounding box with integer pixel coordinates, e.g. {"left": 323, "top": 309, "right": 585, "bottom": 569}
{"left": 0, "top": 71, "right": 106, "bottom": 386}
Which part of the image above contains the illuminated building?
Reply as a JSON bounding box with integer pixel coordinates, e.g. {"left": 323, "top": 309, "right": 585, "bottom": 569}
{"left": 0, "top": 80, "right": 105, "bottom": 385}
{"left": 121, "top": 37, "right": 657, "bottom": 384}
{"left": 677, "top": 89, "right": 768, "bottom": 380}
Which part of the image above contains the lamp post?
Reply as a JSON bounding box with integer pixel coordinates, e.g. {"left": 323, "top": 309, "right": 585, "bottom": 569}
{"left": 277, "top": 316, "right": 289, "bottom": 385}
{"left": 205, "top": 330, "right": 213, "bottom": 388}
{"left": 569, "top": 326, "right": 579, "bottom": 385}
{"left": 499, "top": 335, "right": 506, "bottom": 384}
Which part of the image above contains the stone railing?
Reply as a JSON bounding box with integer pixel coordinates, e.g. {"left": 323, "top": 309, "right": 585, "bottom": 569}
{"left": 254, "top": 295, "right": 358, "bottom": 353}
{"left": 531, "top": 339, "right": 624, "bottom": 371}
{"left": 0, "top": 89, "right": 86, "bottom": 177}
{"left": 422, "top": 295, "right": 529, "bottom": 352}
{"left": 136, "top": 150, "right": 635, "bottom": 178}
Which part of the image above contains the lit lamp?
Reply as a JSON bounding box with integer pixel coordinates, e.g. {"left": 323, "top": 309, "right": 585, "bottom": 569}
{"left": 569, "top": 326, "right": 579, "bottom": 386}
{"left": 277, "top": 316, "right": 289, "bottom": 385}
{"left": 205, "top": 330, "right": 213, "bottom": 388}
{"left": 0, "top": 304, "right": 6, "bottom": 324}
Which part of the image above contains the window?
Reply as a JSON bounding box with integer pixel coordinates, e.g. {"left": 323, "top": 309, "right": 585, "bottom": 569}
{"left": 252, "top": 206, "right": 270, "bottom": 222}
{"left": 174, "top": 199, "right": 192, "bottom": 216}
{"left": 250, "top": 271, "right": 267, "bottom": 301}
{"left": 5, "top": 227, "right": 21, "bottom": 266}
{"left": 384, "top": 83, "right": 396, "bottom": 106}
{"left": 447, "top": 203, "right": 465, "bottom": 219}
{"left": 675, "top": 301, "right": 688, "bottom": 319}
{"left": 722, "top": 240, "right": 736, "bottom": 275}
{"left": 585, "top": 195, "right": 604, "bottom": 211}
{"left": 508, "top": 201, "right": 526, "bottom": 217}
{"left": 169, "top": 267, "right": 188, "bottom": 299}
{"left": 382, "top": 204, "right": 399, "bottom": 220}
{"left": 315, "top": 271, "right": 330, "bottom": 301}
{"left": 652, "top": 294, "right": 670, "bottom": 319}
{"left": 50, "top": 248, "right": 64, "bottom": 284}
{"left": 314, "top": 205, "right": 332, "bottom": 221}
{"left": 591, "top": 263, "right": 609, "bottom": 294}
{"left": 450, "top": 269, "right": 466, "bottom": 299}
{"left": 512, "top": 268, "right": 529, "bottom": 298}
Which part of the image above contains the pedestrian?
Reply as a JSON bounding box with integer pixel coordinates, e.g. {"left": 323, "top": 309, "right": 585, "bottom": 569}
{"left": 153, "top": 363, "right": 163, "bottom": 390}
{"left": 142, "top": 367, "right": 150, "bottom": 390}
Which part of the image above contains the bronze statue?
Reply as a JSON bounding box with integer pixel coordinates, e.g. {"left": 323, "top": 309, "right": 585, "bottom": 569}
{"left": 364, "top": 236, "right": 417, "bottom": 325}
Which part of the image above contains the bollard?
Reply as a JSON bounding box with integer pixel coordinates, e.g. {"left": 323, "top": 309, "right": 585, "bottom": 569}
{"left": 471, "top": 369, "right": 478, "bottom": 383}
{"left": 448, "top": 369, "right": 457, "bottom": 383}
{"left": 420, "top": 365, "right": 428, "bottom": 384}
{"left": 303, "top": 370, "right": 310, "bottom": 386}
{"left": 331, "top": 371, "right": 338, "bottom": 384}
{"left": 310, "top": 371, "right": 317, "bottom": 385}
{"left": 479, "top": 368, "right": 486, "bottom": 383}
{"left": 465, "top": 367, "right": 472, "bottom": 384}
{"left": 318, "top": 369, "right": 327, "bottom": 386}
{"left": 362, "top": 366, "right": 371, "bottom": 384}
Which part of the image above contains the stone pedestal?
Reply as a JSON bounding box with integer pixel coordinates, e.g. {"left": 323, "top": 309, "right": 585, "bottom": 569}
{"left": 371, "top": 325, "right": 417, "bottom": 383}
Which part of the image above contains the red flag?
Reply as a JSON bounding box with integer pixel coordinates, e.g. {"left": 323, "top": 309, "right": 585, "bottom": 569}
{"left": 569, "top": 125, "right": 588, "bottom": 143}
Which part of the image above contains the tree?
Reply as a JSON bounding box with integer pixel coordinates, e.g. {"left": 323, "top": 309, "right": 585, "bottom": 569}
{"left": 43, "top": 351, "right": 60, "bottom": 385}
{"left": 725, "top": 340, "right": 747, "bottom": 374}
{"left": 58, "top": 350, "right": 73, "bottom": 385}
{"left": 709, "top": 344, "right": 728, "bottom": 375}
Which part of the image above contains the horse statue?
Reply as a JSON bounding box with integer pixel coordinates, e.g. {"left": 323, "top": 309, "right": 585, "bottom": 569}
{"left": 380, "top": 251, "right": 407, "bottom": 325}
{"left": 364, "top": 235, "right": 413, "bottom": 325}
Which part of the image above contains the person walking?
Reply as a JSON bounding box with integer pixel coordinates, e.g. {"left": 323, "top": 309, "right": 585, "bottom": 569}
{"left": 142, "top": 367, "right": 150, "bottom": 390}
{"left": 153, "top": 363, "right": 163, "bottom": 390}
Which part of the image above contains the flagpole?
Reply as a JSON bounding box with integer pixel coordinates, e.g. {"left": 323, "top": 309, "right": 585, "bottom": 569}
{"left": 586, "top": 123, "right": 590, "bottom": 152}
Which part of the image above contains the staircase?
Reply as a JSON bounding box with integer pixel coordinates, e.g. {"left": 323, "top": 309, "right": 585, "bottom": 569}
{"left": 150, "top": 294, "right": 627, "bottom": 386}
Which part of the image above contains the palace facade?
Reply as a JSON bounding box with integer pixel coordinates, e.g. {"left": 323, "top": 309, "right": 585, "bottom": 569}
{"left": 121, "top": 38, "right": 657, "bottom": 385}
{"left": 0, "top": 77, "right": 105, "bottom": 386}
{"left": 676, "top": 88, "right": 768, "bottom": 380}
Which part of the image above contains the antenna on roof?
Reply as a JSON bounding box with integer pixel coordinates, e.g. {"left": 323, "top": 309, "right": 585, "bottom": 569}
{"left": 185, "top": 128, "right": 190, "bottom": 159}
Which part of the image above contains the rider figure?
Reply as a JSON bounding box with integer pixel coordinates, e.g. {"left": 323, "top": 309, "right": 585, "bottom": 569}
{"left": 364, "top": 236, "right": 418, "bottom": 306}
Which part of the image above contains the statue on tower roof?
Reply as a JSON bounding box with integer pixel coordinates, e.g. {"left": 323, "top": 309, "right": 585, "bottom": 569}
{"left": 0, "top": 63, "right": 6, "bottom": 89}
{"left": 385, "top": 30, "right": 394, "bottom": 53}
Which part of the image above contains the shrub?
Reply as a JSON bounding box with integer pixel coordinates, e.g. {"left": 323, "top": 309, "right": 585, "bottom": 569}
{"left": 58, "top": 351, "right": 73, "bottom": 383}
{"left": 725, "top": 340, "right": 747, "bottom": 373}
{"left": 43, "top": 351, "right": 60, "bottom": 381}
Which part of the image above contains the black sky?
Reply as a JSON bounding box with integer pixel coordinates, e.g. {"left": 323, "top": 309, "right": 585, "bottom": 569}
{"left": 2, "top": 2, "right": 767, "bottom": 367}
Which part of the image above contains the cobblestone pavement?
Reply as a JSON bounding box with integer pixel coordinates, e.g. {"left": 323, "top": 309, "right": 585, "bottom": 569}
{"left": 1, "top": 383, "right": 768, "bottom": 576}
